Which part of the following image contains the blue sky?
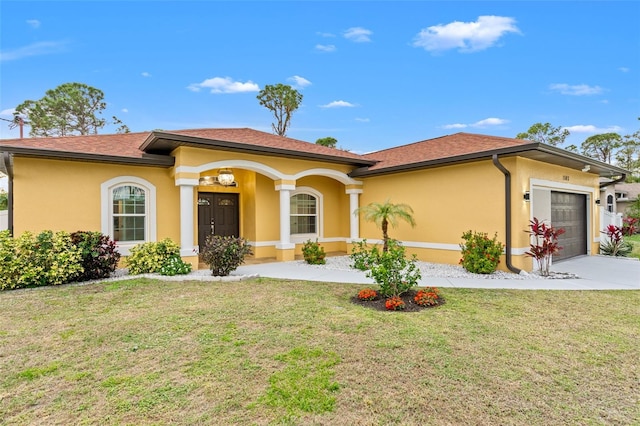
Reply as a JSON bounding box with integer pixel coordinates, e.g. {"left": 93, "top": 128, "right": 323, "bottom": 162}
{"left": 1, "top": 0, "right": 639, "bottom": 158}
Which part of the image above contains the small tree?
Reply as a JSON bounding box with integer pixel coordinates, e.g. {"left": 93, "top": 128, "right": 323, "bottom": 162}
{"left": 256, "top": 83, "right": 303, "bottom": 136}
{"left": 355, "top": 199, "right": 416, "bottom": 252}
{"left": 316, "top": 136, "right": 337, "bottom": 148}
{"left": 525, "top": 218, "right": 565, "bottom": 276}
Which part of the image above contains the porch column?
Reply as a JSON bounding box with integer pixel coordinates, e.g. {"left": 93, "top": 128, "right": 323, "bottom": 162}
{"left": 275, "top": 181, "right": 296, "bottom": 261}
{"left": 346, "top": 187, "right": 363, "bottom": 241}
{"left": 177, "top": 180, "right": 198, "bottom": 257}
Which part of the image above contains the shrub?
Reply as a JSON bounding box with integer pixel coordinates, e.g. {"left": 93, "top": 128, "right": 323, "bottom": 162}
{"left": 201, "top": 235, "right": 252, "bottom": 276}
{"left": 414, "top": 287, "right": 440, "bottom": 306}
{"left": 350, "top": 239, "right": 380, "bottom": 271}
{"left": 159, "top": 254, "right": 192, "bottom": 276}
{"left": 622, "top": 217, "right": 638, "bottom": 236}
{"left": 600, "top": 224, "right": 632, "bottom": 257}
{"left": 302, "top": 239, "right": 326, "bottom": 265}
{"left": 365, "top": 239, "right": 421, "bottom": 297}
{"left": 126, "top": 238, "right": 181, "bottom": 275}
{"left": 0, "top": 230, "right": 83, "bottom": 290}
{"left": 459, "top": 230, "right": 504, "bottom": 274}
{"left": 70, "top": 231, "right": 121, "bottom": 281}
{"left": 525, "top": 218, "right": 565, "bottom": 276}
{"left": 385, "top": 296, "right": 405, "bottom": 311}
{"left": 357, "top": 288, "right": 378, "bottom": 301}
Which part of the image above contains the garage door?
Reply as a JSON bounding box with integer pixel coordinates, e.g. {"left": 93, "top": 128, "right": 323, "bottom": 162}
{"left": 551, "top": 192, "right": 587, "bottom": 261}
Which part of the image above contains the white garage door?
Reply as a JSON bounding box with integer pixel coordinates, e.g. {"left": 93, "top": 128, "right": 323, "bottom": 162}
{"left": 551, "top": 192, "right": 587, "bottom": 261}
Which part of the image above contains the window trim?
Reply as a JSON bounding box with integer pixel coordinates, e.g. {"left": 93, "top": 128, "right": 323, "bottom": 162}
{"left": 289, "top": 187, "right": 323, "bottom": 243}
{"left": 101, "top": 176, "right": 156, "bottom": 255}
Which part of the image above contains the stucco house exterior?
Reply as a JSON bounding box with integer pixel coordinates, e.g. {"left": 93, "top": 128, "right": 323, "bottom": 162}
{"left": 0, "top": 128, "right": 628, "bottom": 272}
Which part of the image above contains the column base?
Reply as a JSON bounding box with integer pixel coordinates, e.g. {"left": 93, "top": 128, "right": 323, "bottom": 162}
{"left": 276, "top": 248, "right": 296, "bottom": 261}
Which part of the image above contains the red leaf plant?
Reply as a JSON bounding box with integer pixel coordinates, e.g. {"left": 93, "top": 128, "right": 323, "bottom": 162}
{"left": 525, "top": 217, "right": 565, "bottom": 276}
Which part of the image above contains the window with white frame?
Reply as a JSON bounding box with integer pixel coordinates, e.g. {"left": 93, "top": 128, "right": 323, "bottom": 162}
{"left": 101, "top": 176, "right": 156, "bottom": 253}
{"left": 290, "top": 188, "right": 322, "bottom": 238}
{"left": 112, "top": 185, "right": 146, "bottom": 242}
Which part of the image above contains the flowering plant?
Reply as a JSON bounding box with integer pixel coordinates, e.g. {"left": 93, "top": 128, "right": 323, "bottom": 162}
{"left": 414, "top": 287, "right": 440, "bottom": 306}
{"left": 357, "top": 288, "right": 378, "bottom": 301}
{"left": 385, "top": 296, "right": 405, "bottom": 311}
{"left": 459, "top": 230, "right": 504, "bottom": 274}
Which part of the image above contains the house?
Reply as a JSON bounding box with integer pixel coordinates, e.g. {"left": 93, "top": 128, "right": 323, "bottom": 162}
{"left": 0, "top": 129, "right": 628, "bottom": 272}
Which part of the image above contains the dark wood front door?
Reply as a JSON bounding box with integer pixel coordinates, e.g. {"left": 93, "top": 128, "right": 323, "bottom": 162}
{"left": 198, "top": 193, "right": 239, "bottom": 247}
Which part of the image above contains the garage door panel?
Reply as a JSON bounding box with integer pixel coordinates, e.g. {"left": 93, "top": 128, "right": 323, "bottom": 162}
{"left": 551, "top": 192, "right": 587, "bottom": 261}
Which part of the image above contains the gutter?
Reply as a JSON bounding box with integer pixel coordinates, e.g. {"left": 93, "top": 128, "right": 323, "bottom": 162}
{"left": 599, "top": 173, "right": 627, "bottom": 189}
{"left": 491, "top": 154, "right": 522, "bottom": 274}
{"left": 1, "top": 152, "right": 13, "bottom": 234}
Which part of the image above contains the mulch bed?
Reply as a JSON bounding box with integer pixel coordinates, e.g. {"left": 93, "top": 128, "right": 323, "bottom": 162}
{"left": 350, "top": 289, "right": 445, "bottom": 312}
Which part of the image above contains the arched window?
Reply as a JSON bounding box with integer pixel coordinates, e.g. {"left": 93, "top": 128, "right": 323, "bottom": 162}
{"left": 289, "top": 187, "right": 322, "bottom": 240}
{"left": 607, "top": 194, "right": 614, "bottom": 213}
{"left": 101, "top": 176, "right": 156, "bottom": 254}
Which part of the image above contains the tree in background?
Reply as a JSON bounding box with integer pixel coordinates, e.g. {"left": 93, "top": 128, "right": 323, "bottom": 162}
{"left": 581, "top": 133, "right": 622, "bottom": 164}
{"left": 15, "top": 82, "right": 126, "bottom": 137}
{"left": 616, "top": 131, "right": 640, "bottom": 180}
{"left": 355, "top": 199, "right": 416, "bottom": 252}
{"left": 315, "top": 136, "right": 337, "bottom": 148}
{"left": 256, "top": 84, "right": 302, "bottom": 136}
{"left": 516, "top": 122, "right": 570, "bottom": 146}
{"left": 0, "top": 189, "right": 7, "bottom": 210}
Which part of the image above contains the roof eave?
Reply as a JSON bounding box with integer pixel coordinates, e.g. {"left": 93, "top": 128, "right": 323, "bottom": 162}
{"left": 0, "top": 147, "right": 174, "bottom": 167}
{"left": 142, "top": 131, "right": 377, "bottom": 167}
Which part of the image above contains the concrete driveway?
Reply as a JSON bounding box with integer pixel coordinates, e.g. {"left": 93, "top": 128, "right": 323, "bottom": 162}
{"left": 548, "top": 255, "right": 639, "bottom": 290}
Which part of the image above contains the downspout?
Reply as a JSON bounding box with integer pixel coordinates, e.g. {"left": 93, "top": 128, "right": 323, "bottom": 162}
{"left": 2, "top": 152, "right": 13, "bottom": 235}
{"left": 599, "top": 174, "right": 626, "bottom": 189}
{"left": 491, "top": 154, "right": 522, "bottom": 274}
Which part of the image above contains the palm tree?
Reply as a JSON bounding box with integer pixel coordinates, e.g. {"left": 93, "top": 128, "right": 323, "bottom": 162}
{"left": 356, "top": 199, "right": 416, "bottom": 252}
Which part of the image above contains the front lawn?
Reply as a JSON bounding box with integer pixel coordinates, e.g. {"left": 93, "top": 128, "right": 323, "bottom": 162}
{"left": 1, "top": 279, "right": 638, "bottom": 425}
{"left": 625, "top": 233, "right": 640, "bottom": 259}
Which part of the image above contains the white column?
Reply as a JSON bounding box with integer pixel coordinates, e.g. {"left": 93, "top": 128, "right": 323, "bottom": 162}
{"left": 347, "top": 188, "right": 363, "bottom": 241}
{"left": 276, "top": 183, "right": 296, "bottom": 249}
{"left": 178, "top": 180, "right": 198, "bottom": 256}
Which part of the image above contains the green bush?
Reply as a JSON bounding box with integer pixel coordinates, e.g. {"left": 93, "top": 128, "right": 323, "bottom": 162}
{"left": 459, "top": 230, "right": 504, "bottom": 274}
{"left": 0, "top": 230, "right": 83, "bottom": 290}
{"left": 201, "top": 235, "right": 252, "bottom": 276}
{"left": 302, "top": 239, "right": 326, "bottom": 265}
{"left": 126, "top": 238, "right": 181, "bottom": 275}
{"left": 70, "top": 231, "right": 121, "bottom": 281}
{"left": 159, "top": 254, "right": 192, "bottom": 276}
{"left": 365, "top": 239, "right": 421, "bottom": 297}
{"left": 350, "top": 239, "right": 380, "bottom": 271}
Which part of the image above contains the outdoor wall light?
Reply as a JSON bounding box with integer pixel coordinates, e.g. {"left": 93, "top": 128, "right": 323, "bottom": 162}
{"left": 217, "top": 169, "right": 235, "bottom": 186}
{"left": 595, "top": 199, "right": 601, "bottom": 205}
{"left": 523, "top": 191, "right": 530, "bottom": 201}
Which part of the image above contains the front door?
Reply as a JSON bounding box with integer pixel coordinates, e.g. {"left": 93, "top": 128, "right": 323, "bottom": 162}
{"left": 198, "top": 193, "right": 239, "bottom": 247}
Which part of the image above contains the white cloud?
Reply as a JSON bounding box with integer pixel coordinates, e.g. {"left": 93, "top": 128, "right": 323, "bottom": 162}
{"left": 355, "top": 118, "right": 370, "bottom": 123}
{"left": 26, "top": 19, "right": 41, "bottom": 29}
{"left": 320, "top": 100, "right": 357, "bottom": 108}
{"left": 442, "top": 117, "right": 508, "bottom": 129}
{"left": 549, "top": 83, "right": 603, "bottom": 96}
{"left": 187, "top": 77, "right": 259, "bottom": 94}
{"left": 0, "top": 108, "right": 16, "bottom": 117}
{"left": 141, "top": 71, "right": 151, "bottom": 77}
{"left": 344, "top": 27, "right": 373, "bottom": 42}
{"left": 413, "top": 15, "right": 520, "bottom": 53}
{"left": 287, "top": 75, "right": 312, "bottom": 88}
{"left": 442, "top": 123, "right": 468, "bottom": 129}
{"left": 316, "top": 32, "right": 335, "bottom": 38}
{"left": 316, "top": 44, "right": 336, "bottom": 52}
{"left": 564, "top": 125, "right": 623, "bottom": 133}
{"left": 472, "top": 117, "right": 509, "bottom": 127}
{"left": 619, "top": 67, "right": 630, "bottom": 73}
{"left": 121, "top": 108, "right": 129, "bottom": 113}
{"left": 0, "top": 40, "right": 69, "bottom": 62}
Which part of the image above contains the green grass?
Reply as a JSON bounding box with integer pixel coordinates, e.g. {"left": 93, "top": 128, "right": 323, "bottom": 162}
{"left": 1, "top": 278, "right": 638, "bottom": 425}
{"left": 625, "top": 233, "right": 640, "bottom": 259}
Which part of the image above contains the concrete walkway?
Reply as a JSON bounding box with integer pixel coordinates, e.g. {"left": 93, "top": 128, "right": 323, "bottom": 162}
{"left": 235, "top": 255, "right": 640, "bottom": 290}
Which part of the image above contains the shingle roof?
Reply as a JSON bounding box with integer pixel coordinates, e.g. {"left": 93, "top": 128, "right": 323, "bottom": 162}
{"left": 363, "top": 132, "right": 532, "bottom": 171}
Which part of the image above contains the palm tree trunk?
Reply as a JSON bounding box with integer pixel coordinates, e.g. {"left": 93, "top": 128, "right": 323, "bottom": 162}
{"left": 382, "top": 219, "right": 389, "bottom": 252}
